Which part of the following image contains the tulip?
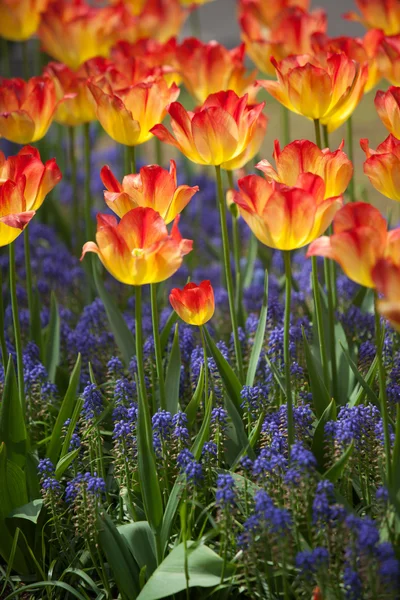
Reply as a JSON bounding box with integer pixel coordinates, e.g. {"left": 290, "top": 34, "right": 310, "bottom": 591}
{"left": 0, "top": 76, "right": 61, "bottom": 144}
{"left": 38, "top": 0, "right": 125, "bottom": 70}
{"left": 361, "top": 135, "right": 400, "bottom": 201}
{"left": 372, "top": 259, "right": 400, "bottom": 331}
{"left": 307, "top": 202, "right": 400, "bottom": 288}
{"left": 82, "top": 207, "right": 192, "bottom": 286}
{"left": 375, "top": 86, "right": 400, "bottom": 137}
{"left": 120, "top": 0, "right": 189, "bottom": 44}
{"left": 0, "top": 180, "right": 35, "bottom": 247}
{"left": 240, "top": 7, "right": 327, "bottom": 77}
{"left": 169, "top": 281, "right": 215, "bottom": 326}
{"left": 238, "top": 0, "right": 310, "bottom": 29}
{"left": 260, "top": 52, "right": 368, "bottom": 132}
{"left": 231, "top": 173, "right": 342, "bottom": 251}
{"left": 257, "top": 139, "right": 353, "bottom": 199}
{"left": 176, "top": 39, "right": 259, "bottom": 103}
{"left": 150, "top": 90, "right": 266, "bottom": 169}
{"left": 0, "top": 0, "right": 48, "bottom": 41}
{"left": 111, "top": 39, "right": 180, "bottom": 86}
{"left": 88, "top": 76, "right": 179, "bottom": 148}
{"left": 100, "top": 160, "right": 198, "bottom": 224}
{"left": 344, "top": 0, "right": 400, "bottom": 36}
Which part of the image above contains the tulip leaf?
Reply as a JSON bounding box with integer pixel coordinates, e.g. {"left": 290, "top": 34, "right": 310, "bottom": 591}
{"left": 160, "top": 475, "right": 184, "bottom": 555}
{"left": 349, "top": 354, "right": 378, "bottom": 407}
{"left": 46, "top": 353, "right": 81, "bottom": 465}
{"left": 92, "top": 262, "right": 136, "bottom": 366}
{"left": 55, "top": 449, "right": 81, "bottom": 479}
{"left": 324, "top": 441, "right": 354, "bottom": 483}
{"left": 340, "top": 343, "right": 379, "bottom": 408}
{"left": 160, "top": 311, "right": 178, "bottom": 352}
{"left": 118, "top": 521, "right": 157, "bottom": 578}
{"left": 302, "top": 328, "right": 331, "bottom": 418}
{"left": 185, "top": 365, "right": 204, "bottom": 427}
{"left": 225, "top": 393, "right": 255, "bottom": 465}
{"left": 44, "top": 292, "right": 60, "bottom": 383}
{"left": 311, "top": 399, "right": 337, "bottom": 470}
{"left": 243, "top": 234, "right": 258, "bottom": 288}
{"left": 265, "top": 355, "right": 286, "bottom": 397}
{"left": 165, "top": 324, "right": 181, "bottom": 415}
{"left": 246, "top": 270, "right": 268, "bottom": 388}
{"left": 191, "top": 391, "right": 213, "bottom": 461}
{"left": 0, "top": 357, "right": 27, "bottom": 468}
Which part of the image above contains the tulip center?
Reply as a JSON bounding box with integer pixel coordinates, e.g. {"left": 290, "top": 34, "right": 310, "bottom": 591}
{"left": 132, "top": 248, "right": 145, "bottom": 258}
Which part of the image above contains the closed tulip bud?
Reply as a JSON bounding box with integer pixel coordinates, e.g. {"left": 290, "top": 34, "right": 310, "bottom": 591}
{"left": 361, "top": 135, "right": 400, "bottom": 201}
{"left": 0, "top": 0, "right": 48, "bottom": 41}
{"left": 81, "top": 207, "right": 192, "bottom": 286}
{"left": 344, "top": 0, "right": 400, "bottom": 36}
{"left": 307, "top": 202, "right": 400, "bottom": 287}
{"left": 374, "top": 86, "right": 400, "bottom": 138}
{"left": 100, "top": 160, "right": 198, "bottom": 224}
{"left": 0, "top": 76, "right": 61, "bottom": 144}
{"left": 372, "top": 259, "right": 400, "bottom": 331}
{"left": 169, "top": 281, "right": 215, "bottom": 326}
{"left": 257, "top": 139, "right": 353, "bottom": 199}
{"left": 260, "top": 52, "right": 368, "bottom": 132}
{"left": 231, "top": 173, "right": 342, "bottom": 251}
{"left": 151, "top": 90, "right": 266, "bottom": 169}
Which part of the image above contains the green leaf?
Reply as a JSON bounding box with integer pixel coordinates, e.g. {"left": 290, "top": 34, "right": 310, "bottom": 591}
{"left": 324, "top": 441, "right": 354, "bottom": 483}
{"left": 246, "top": 270, "right": 268, "bottom": 388}
{"left": 93, "top": 262, "right": 136, "bottom": 365}
{"left": 118, "top": 521, "right": 157, "bottom": 578}
{"left": 55, "top": 448, "right": 80, "bottom": 479}
{"left": 44, "top": 292, "right": 60, "bottom": 383}
{"left": 0, "top": 357, "right": 27, "bottom": 467}
{"left": 61, "top": 396, "right": 83, "bottom": 459}
{"left": 160, "top": 476, "right": 184, "bottom": 555}
{"left": 340, "top": 344, "right": 379, "bottom": 407}
{"left": 243, "top": 234, "right": 258, "bottom": 288}
{"left": 203, "top": 327, "right": 242, "bottom": 413}
{"left": 302, "top": 329, "right": 331, "bottom": 418}
{"left": 185, "top": 365, "right": 204, "bottom": 428}
{"left": 4, "top": 581, "right": 88, "bottom": 600}
{"left": 224, "top": 393, "right": 255, "bottom": 465}
{"left": 136, "top": 542, "right": 234, "bottom": 600}
{"left": 8, "top": 500, "right": 43, "bottom": 524}
{"left": 165, "top": 324, "right": 181, "bottom": 415}
{"left": 334, "top": 321, "right": 355, "bottom": 405}
{"left": 160, "top": 311, "right": 178, "bottom": 353}
{"left": 97, "top": 511, "right": 140, "bottom": 600}
{"left": 265, "top": 355, "right": 286, "bottom": 397}
{"left": 311, "top": 399, "right": 336, "bottom": 470}
{"left": 349, "top": 354, "right": 378, "bottom": 407}
{"left": 31, "top": 289, "right": 43, "bottom": 361}
{"left": 191, "top": 392, "right": 212, "bottom": 461}
{"left": 46, "top": 354, "right": 81, "bottom": 465}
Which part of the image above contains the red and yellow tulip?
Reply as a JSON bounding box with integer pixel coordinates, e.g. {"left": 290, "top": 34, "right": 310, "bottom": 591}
{"left": 344, "top": 0, "right": 400, "bottom": 36}
{"left": 120, "top": 0, "right": 189, "bottom": 44}
{"left": 100, "top": 160, "right": 198, "bottom": 224}
{"left": 169, "top": 281, "right": 215, "bottom": 326}
{"left": 230, "top": 173, "right": 342, "bottom": 251}
{"left": 260, "top": 52, "right": 368, "bottom": 132}
{"left": 111, "top": 39, "right": 180, "bottom": 86}
{"left": 176, "top": 39, "right": 259, "bottom": 103}
{"left": 372, "top": 259, "right": 400, "bottom": 331}
{"left": 0, "top": 76, "right": 60, "bottom": 144}
{"left": 151, "top": 90, "right": 267, "bottom": 169}
{"left": 238, "top": 0, "right": 310, "bottom": 29}
{"left": 361, "top": 135, "right": 400, "bottom": 201}
{"left": 81, "top": 207, "right": 192, "bottom": 286}
{"left": 0, "top": 0, "right": 48, "bottom": 41}
{"left": 374, "top": 85, "right": 400, "bottom": 137}
{"left": 88, "top": 75, "right": 180, "bottom": 147}
{"left": 257, "top": 139, "right": 353, "bottom": 199}
{"left": 307, "top": 202, "right": 400, "bottom": 287}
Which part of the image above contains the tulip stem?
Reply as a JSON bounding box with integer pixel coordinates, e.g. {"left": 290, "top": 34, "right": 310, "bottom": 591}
{"left": 374, "top": 294, "right": 392, "bottom": 485}
{"left": 126, "top": 146, "right": 137, "bottom": 174}
{"left": 200, "top": 326, "right": 209, "bottom": 408}
{"left": 189, "top": 8, "right": 201, "bottom": 38}
{"left": 9, "top": 242, "right": 25, "bottom": 412}
{"left": 283, "top": 250, "right": 294, "bottom": 450}
{"left": 347, "top": 117, "right": 356, "bottom": 202}
{"left": 324, "top": 256, "right": 338, "bottom": 401}
{"left": 2, "top": 38, "right": 10, "bottom": 78}
{"left": 155, "top": 137, "right": 163, "bottom": 167}
{"left": 0, "top": 267, "right": 8, "bottom": 366}
{"left": 23, "top": 227, "right": 34, "bottom": 339}
{"left": 22, "top": 40, "right": 29, "bottom": 79}
{"left": 311, "top": 256, "right": 330, "bottom": 387}
{"left": 83, "top": 123, "right": 92, "bottom": 241}
{"left": 68, "top": 127, "right": 79, "bottom": 249}
{"left": 135, "top": 286, "right": 148, "bottom": 409}
{"left": 281, "top": 106, "right": 290, "bottom": 146}
{"left": 227, "top": 169, "right": 245, "bottom": 328}
{"left": 215, "top": 165, "right": 244, "bottom": 383}
{"left": 151, "top": 283, "right": 167, "bottom": 410}
{"left": 313, "top": 119, "right": 322, "bottom": 150}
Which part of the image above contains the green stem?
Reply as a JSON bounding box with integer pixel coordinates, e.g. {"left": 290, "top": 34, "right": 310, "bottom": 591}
{"left": 215, "top": 165, "right": 244, "bottom": 382}
{"left": 150, "top": 283, "right": 166, "bottom": 410}
{"left": 83, "top": 123, "right": 92, "bottom": 241}
{"left": 2, "top": 38, "right": 10, "bottom": 78}
{"left": 9, "top": 242, "right": 25, "bottom": 412}
{"left": 322, "top": 124, "right": 329, "bottom": 149}
{"left": 392, "top": 403, "right": 400, "bottom": 477}
{"left": 311, "top": 256, "right": 330, "bottom": 386}
{"left": 200, "top": 326, "right": 209, "bottom": 408}
{"left": 374, "top": 295, "right": 392, "bottom": 485}
{"left": 0, "top": 267, "right": 7, "bottom": 366}
{"left": 347, "top": 116, "right": 356, "bottom": 202}
{"left": 68, "top": 127, "right": 79, "bottom": 249}
{"left": 313, "top": 119, "right": 322, "bottom": 149}
{"left": 23, "top": 227, "right": 34, "bottom": 339}
{"left": 155, "top": 137, "right": 163, "bottom": 167}
{"left": 135, "top": 286, "right": 149, "bottom": 409}
{"left": 281, "top": 106, "right": 290, "bottom": 146}
{"left": 283, "top": 251, "right": 294, "bottom": 449}
{"left": 22, "top": 40, "right": 29, "bottom": 79}
{"left": 189, "top": 8, "right": 201, "bottom": 37}
{"left": 227, "top": 170, "right": 245, "bottom": 327}
{"left": 126, "top": 145, "right": 137, "bottom": 173}
{"left": 324, "top": 256, "right": 338, "bottom": 401}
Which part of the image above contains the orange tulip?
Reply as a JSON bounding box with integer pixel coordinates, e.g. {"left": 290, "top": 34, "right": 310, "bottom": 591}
{"left": 375, "top": 85, "right": 400, "bottom": 137}
{"left": 0, "top": 0, "right": 48, "bottom": 41}
{"left": 230, "top": 173, "right": 342, "bottom": 251}
{"left": 238, "top": 0, "right": 310, "bottom": 29}
{"left": 372, "top": 259, "right": 400, "bottom": 331}
{"left": 260, "top": 52, "right": 368, "bottom": 132}
{"left": 344, "top": 0, "right": 400, "bottom": 36}
{"left": 100, "top": 160, "right": 198, "bottom": 224}
{"left": 111, "top": 39, "right": 180, "bottom": 86}
{"left": 257, "top": 139, "right": 353, "bottom": 199}
{"left": 0, "top": 145, "right": 62, "bottom": 211}
{"left": 307, "top": 202, "right": 400, "bottom": 287}
{"left": 240, "top": 7, "right": 327, "bottom": 77}
{"left": 0, "top": 76, "right": 60, "bottom": 144}
{"left": 169, "top": 281, "right": 215, "bottom": 326}
{"left": 88, "top": 75, "right": 180, "bottom": 147}
{"left": 38, "top": 0, "right": 125, "bottom": 70}
{"left": 151, "top": 90, "right": 266, "bottom": 169}
{"left": 0, "top": 180, "right": 35, "bottom": 247}
{"left": 176, "top": 39, "right": 259, "bottom": 103}
{"left": 82, "top": 207, "right": 192, "bottom": 286}
{"left": 120, "top": 0, "right": 189, "bottom": 44}
{"left": 361, "top": 134, "right": 400, "bottom": 201}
